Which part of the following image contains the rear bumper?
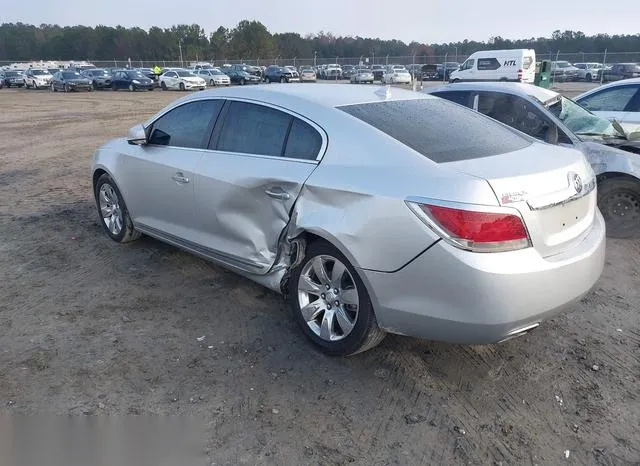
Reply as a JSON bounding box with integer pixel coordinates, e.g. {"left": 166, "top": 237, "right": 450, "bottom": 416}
{"left": 361, "top": 210, "right": 606, "bottom": 344}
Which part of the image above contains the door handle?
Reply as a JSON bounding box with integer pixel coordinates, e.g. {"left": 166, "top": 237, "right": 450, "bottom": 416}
{"left": 264, "top": 187, "right": 291, "bottom": 200}
{"left": 171, "top": 172, "right": 190, "bottom": 184}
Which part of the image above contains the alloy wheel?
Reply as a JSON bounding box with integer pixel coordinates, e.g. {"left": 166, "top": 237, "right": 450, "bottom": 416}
{"left": 98, "top": 183, "right": 123, "bottom": 236}
{"left": 297, "top": 255, "right": 359, "bottom": 342}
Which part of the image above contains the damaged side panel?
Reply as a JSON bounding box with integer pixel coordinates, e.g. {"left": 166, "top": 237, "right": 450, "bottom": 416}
{"left": 578, "top": 141, "right": 640, "bottom": 178}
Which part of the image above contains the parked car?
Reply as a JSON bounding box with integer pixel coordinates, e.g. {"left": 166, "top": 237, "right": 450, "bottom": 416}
{"left": 420, "top": 64, "right": 439, "bottom": 80}
{"left": 82, "top": 68, "right": 112, "bottom": 90}
{"left": 24, "top": 69, "right": 53, "bottom": 89}
{"left": 283, "top": 66, "right": 300, "bottom": 80}
{"left": 196, "top": 69, "right": 231, "bottom": 86}
{"left": 575, "top": 78, "right": 640, "bottom": 134}
{"left": 425, "top": 82, "right": 640, "bottom": 237}
{"left": 0, "top": 72, "right": 3, "bottom": 89}
{"left": 599, "top": 63, "right": 640, "bottom": 82}
{"left": 225, "top": 69, "right": 262, "bottom": 85}
{"left": 91, "top": 85, "right": 604, "bottom": 355}
{"left": 350, "top": 68, "right": 374, "bottom": 84}
{"left": 550, "top": 61, "right": 580, "bottom": 82}
{"left": 299, "top": 67, "right": 317, "bottom": 82}
{"left": 50, "top": 70, "right": 92, "bottom": 92}
{"left": 436, "top": 62, "right": 460, "bottom": 80}
{"left": 381, "top": 66, "right": 412, "bottom": 84}
{"left": 110, "top": 70, "right": 154, "bottom": 91}
{"left": 264, "top": 65, "right": 299, "bottom": 83}
{"left": 2, "top": 70, "right": 25, "bottom": 88}
{"left": 231, "top": 64, "right": 263, "bottom": 78}
{"left": 322, "top": 64, "right": 342, "bottom": 80}
{"left": 370, "top": 64, "right": 385, "bottom": 81}
{"left": 341, "top": 65, "right": 357, "bottom": 80}
{"left": 573, "top": 62, "right": 603, "bottom": 82}
{"left": 159, "top": 70, "right": 206, "bottom": 91}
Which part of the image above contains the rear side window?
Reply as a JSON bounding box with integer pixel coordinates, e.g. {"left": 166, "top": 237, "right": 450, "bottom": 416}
{"left": 216, "top": 101, "right": 292, "bottom": 157}
{"left": 477, "top": 58, "right": 501, "bottom": 71}
{"left": 338, "top": 99, "right": 531, "bottom": 163}
{"left": 284, "top": 119, "right": 322, "bottom": 160}
{"left": 431, "top": 91, "right": 473, "bottom": 108}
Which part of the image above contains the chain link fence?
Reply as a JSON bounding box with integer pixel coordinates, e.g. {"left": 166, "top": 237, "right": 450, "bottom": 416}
{"left": 2, "top": 52, "right": 640, "bottom": 70}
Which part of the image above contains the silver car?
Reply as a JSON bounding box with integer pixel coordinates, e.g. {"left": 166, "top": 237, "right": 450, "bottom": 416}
{"left": 425, "top": 82, "right": 640, "bottom": 238}
{"left": 91, "top": 85, "right": 605, "bottom": 356}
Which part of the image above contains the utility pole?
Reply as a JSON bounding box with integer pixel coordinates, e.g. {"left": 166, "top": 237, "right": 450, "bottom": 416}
{"left": 313, "top": 51, "right": 317, "bottom": 67}
{"left": 178, "top": 39, "right": 184, "bottom": 68}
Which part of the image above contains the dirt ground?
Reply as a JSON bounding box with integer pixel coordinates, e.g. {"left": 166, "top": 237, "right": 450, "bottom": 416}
{"left": 1, "top": 83, "right": 639, "bottom": 466}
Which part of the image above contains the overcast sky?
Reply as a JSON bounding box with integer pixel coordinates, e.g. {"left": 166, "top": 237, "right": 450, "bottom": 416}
{"left": 4, "top": 0, "right": 639, "bottom": 43}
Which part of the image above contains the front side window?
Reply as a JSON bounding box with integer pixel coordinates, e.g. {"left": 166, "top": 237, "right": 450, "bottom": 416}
{"left": 461, "top": 59, "right": 475, "bottom": 70}
{"left": 579, "top": 86, "right": 639, "bottom": 112}
{"left": 148, "top": 100, "right": 223, "bottom": 148}
{"left": 215, "top": 101, "right": 292, "bottom": 157}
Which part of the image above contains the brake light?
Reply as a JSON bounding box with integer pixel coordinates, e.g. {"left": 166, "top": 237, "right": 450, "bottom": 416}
{"left": 517, "top": 68, "right": 523, "bottom": 81}
{"left": 406, "top": 201, "right": 531, "bottom": 253}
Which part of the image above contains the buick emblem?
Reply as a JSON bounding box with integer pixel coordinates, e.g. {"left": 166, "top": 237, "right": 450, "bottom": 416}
{"left": 569, "top": 172, "right": 583, "bottom": 194}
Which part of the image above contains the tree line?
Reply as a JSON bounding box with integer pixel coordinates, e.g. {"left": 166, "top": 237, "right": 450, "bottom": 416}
{"left": 1, "top": 21, "right": 639, "bottom": 63}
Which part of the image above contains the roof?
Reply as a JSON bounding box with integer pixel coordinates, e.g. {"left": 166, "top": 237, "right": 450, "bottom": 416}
{"left": 575, "top": 78, "right": 640, "bottom": 100}
{"left": 181, "top": 83, "right": 432, "bottom": 108}
{"left": 424, "top": 82, "right": 559, "bottom": 104}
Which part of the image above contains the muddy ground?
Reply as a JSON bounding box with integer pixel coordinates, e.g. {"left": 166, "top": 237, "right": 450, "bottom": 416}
{"left": 0, "top": 83, "right": 638, "bottom": 466}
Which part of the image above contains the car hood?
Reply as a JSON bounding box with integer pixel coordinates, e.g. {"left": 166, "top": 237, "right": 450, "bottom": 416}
{"left": 573, "top": 140, "right": 640, "bottom": 176}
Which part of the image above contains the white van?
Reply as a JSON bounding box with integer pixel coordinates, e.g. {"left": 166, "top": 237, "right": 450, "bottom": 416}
{"left": 449, "top": 49, "right": 536, "bottom": 83}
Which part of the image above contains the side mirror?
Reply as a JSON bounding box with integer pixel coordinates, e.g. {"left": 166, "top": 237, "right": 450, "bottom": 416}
{"left": 127, "top": 124, "right": 147, "bottom": 145}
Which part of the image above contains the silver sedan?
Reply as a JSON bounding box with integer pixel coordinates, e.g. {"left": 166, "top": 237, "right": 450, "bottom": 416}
{"left": 91, "top": 84, "right": 605, "bottom": 356}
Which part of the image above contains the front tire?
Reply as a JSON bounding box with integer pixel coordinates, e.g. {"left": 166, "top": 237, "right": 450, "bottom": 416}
{"left": 240, "top": 78, "right": 245, "bottom": 85}
{"left": 585, "top": 73, "right": 592, "bottom": 82}
{"left": 128, "top": 84, "right": 135, "bottom": 92}
{"left": 161, "top": 81, "right": 167, "bottom": 90}
{"left": 94, "top": 174, "right": 141, "bottom": 243}
{"left": 288, "top": 240, "right": 386, "bottom": 356}
{"left": 598, "top": 177, "right": 640, "bottom": 238}
{"left": 210, "top": 79, "right": 215, "bottom": 86}
{"left": 179, "top": 82, "right": 185, "bottom": 91}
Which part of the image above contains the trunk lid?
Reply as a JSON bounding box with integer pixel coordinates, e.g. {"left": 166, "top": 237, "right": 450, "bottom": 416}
{"left": 445, "top": 143, "right": 597, "bottom": 257}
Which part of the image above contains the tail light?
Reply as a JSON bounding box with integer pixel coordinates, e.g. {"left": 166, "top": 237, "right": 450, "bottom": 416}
{"left": 406, "top": 200, "right": 531, "bottom": 253}
{"left": 517, "top": 68, "right": 523, "bottom": 81}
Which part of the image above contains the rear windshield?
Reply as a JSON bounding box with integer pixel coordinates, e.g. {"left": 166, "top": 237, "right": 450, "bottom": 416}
{"left": 338, "top": 99, "right": 531, "bottom": 163}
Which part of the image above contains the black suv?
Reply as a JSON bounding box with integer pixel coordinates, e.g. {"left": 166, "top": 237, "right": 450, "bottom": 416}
{"left": 371, "top": 65, "right": 385, "bottom": 81}
{"left": 264, "top": 65, "right": 299, "bottom": 83}
{"left": 231, "top": 64, "right": 262, "bottom": 78}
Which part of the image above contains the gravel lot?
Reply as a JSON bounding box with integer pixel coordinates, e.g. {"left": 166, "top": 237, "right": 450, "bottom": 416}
{"left": 1, "top": 82, "right": 639, "bottom": 465}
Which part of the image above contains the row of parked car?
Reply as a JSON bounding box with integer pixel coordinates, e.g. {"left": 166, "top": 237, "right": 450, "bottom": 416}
{"left": 550, "top": 61, "right": 640, "bottom": 82}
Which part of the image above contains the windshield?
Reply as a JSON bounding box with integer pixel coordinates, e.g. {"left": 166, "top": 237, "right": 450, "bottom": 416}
{"left": 555, "top": 62, "right": 571, "bottom": 68}
{"left": 91, "top": 69, "right": 109, "bottom": 76}
{"left": 547, "top": 96, "right": 624, "bottom": 138}
{"left": 176, "top": 71, "right": 196, "bottom": 77}
{"left": 211, "top": 70, "right": 225, "bottom": 76}
{"left": 6, "top": 71, "right": 22, "bottom": 77}
{"left": 31, "top": 70, "right": 49, "bottom": 75}
{"left": 126, "top": 71, "right": 146, "bottom": 79}
{"left": 62, "top": 72, "right": 82, "bottom": 79}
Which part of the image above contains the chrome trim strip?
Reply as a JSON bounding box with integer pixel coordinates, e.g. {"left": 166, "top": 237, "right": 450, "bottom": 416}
{"left": 526, "top": 176, "right": 596, "bottom": 211}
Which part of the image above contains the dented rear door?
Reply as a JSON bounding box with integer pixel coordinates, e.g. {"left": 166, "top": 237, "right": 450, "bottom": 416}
{"left": 192, "top": 100, "right": 325, "bottom": 274}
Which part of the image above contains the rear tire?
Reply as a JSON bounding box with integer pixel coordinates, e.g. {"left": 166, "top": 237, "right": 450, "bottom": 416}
{"left": 94, "top": 173, "right": 142, "bottom": 244}
{"left": 280, "top": 76, "right": 285, "bottom": 83}
{"left": 288, "top": 240, "right": 386, "bottom": 356}
{"left": 585, "top": 73, "right": 592, "bottom": 82}
{"left": 597, "top": 177, "right": 640, "bottom": 238}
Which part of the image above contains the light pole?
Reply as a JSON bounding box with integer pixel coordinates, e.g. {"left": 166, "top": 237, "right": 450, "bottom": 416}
{"left": 372, "top": 50, "right": 375, "bottom": 65}
{"left": 178, "top": 38, "right": 184, "bottom": 68}
{"left": 454, "top": 46, "right": 458, "bottom": 64}
{"left": 294, "top": 57, "right": 297, "bottom": 67}
{"left": 313, "top": 51, "right": 317, "bottom": 67}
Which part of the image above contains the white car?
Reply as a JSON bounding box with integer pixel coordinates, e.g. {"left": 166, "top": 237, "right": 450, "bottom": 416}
{"left": 159, "top": 70, "right": 206, "bottom": 91}
{"left": 574, "top": 78, "right": 640, "bottom": 133}
{"left": 573, "top": 62, "right": 603, "bottom": 82}
{"left": 381, "top": 66, "right": 412, "bottom": 84}
{"left": 196, "top": 69, "right": 231, "bottom": 86}
{"left": 24, "top": 69, "right": 53, "bottom": 89}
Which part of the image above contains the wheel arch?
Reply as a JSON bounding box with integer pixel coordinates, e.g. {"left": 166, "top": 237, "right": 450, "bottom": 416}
{"left": 597, "top": 171, "right": 640, "bottom": 185}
